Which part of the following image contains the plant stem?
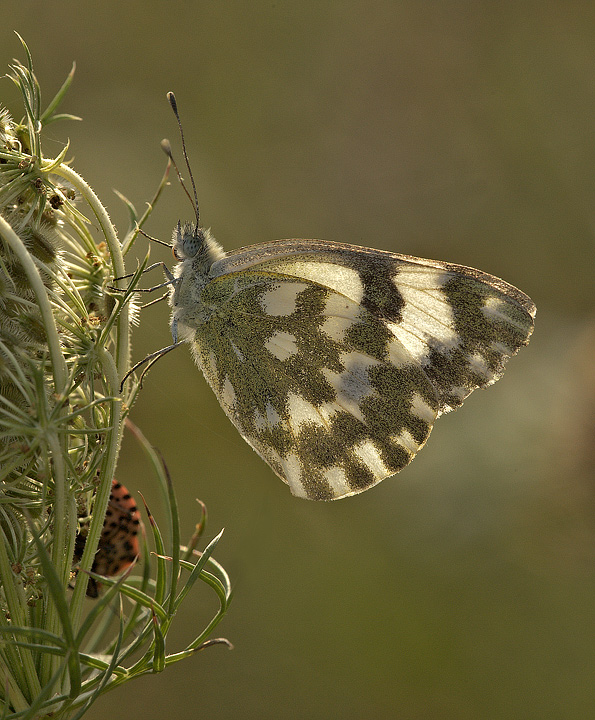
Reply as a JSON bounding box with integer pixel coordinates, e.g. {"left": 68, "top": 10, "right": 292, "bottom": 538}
{"left": 0, "top": 216, "right": 67, "bottom": 394}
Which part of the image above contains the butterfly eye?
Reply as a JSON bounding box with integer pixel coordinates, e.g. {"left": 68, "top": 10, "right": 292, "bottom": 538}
{"left": 180, "top": 226, "right": 204, "bottom": 259}
{"left": 183, "top": 237, "right": 198, "bottom": 257}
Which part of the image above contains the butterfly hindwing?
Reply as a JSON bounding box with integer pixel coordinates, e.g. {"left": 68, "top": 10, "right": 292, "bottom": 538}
{"left": 189, "top": 270, "right": 439, "bottom": 500}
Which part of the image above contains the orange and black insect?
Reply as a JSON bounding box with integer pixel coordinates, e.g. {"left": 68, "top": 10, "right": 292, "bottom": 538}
{"left": 74, "top": 479, "right": 142, "bottom": 597}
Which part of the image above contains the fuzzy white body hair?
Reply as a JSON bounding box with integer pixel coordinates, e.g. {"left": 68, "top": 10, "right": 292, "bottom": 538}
{"left": 169, "top": 226, "right": 225, "bottom": 343}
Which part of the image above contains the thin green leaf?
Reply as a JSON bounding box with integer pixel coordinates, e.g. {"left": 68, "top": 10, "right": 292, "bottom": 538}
{"left": 0, "top": 626, "right": 66, "bottom": 648}
{"left": 23, "top": 514, "right": 81, "bottom": 698}
{"left": 17, "top": 659, "right": 68, "bottom": 720}
{"left": 82, "top": 578, "right": 169, "bottom": 622}
{"left": 69, "top": 597, "right": 127, "bottom": 720}
{"left": 41, "top": 139, "right": 70, "bottom": 172}
{"left": 113, "top": 189, "right": 139, "bottom": 241}
{"left": 173, "top": 529, "right": 225, "bottom": 612}
{"left": 159, "top": 453, "right": 181, "bottom": 616}
{"left": 121, "top": 158, "right": 171, "bottom": 255}
{"left": 44, "top": 112, "right": 83, "bottom": 124}
{"left": 74, "top": 561, "right": 138, "bottom": 648}
{"left": 139, "top": 492, "right": 167, "bottom": 605}
{"left": 40, "top": 62, "right": 76, "bottom": 126}
{"left": 182, "top": 499, "right": 208, "bottom": 561}
{"left": 151, "top": 609, "right": 166, "bottom": 673}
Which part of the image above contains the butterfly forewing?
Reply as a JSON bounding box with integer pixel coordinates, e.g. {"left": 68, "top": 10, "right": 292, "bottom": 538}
{"left": 211, "top": 240, "right": 536, "bottom": 413}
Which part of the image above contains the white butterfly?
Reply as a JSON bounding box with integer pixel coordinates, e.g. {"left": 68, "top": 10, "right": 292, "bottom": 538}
{"left": 130, "top": 94, "right": 536, "bottom": 501}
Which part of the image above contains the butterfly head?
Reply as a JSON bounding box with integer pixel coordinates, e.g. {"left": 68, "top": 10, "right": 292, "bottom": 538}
{"left": 171, "top": 220, "right": 225, "bottom": 270}
{"left": 172, "top": 220, "right": 205, "bottom": 261}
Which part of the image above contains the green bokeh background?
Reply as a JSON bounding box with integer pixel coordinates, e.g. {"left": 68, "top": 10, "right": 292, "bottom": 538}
{"left": 3, "top": 2, "right": 595, "bottom": 718}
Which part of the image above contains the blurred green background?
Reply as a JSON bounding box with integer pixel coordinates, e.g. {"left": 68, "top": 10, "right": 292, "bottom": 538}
{"left": 3, "top": 2, "right": 595, "bottom": 718}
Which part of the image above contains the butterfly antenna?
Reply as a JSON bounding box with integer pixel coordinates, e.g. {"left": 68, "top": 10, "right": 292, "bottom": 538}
{"left": 161, "top": 139, "right": 199, "bottom": 227}
{"left": 166, "top": 91, "right": 200, "bottom": 229}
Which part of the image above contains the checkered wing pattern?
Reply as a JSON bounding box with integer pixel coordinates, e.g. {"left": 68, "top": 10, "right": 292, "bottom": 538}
{"left": 170, "top": 234, "right": 535, "bottom": 500}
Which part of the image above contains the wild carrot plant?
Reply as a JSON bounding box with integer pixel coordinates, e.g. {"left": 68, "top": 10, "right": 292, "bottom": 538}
{"left": 0, "top": 37, "right": 231, "bottom": 720}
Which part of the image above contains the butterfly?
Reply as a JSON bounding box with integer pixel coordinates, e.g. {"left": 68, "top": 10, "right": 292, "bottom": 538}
{"left": 74, "top": 479, "right": 141, "bottom": 597}
{"left": 128, "top": 93, "right": 536, "bottom": 502}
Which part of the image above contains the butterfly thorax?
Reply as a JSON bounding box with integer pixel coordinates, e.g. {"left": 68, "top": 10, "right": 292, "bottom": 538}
{"left": 169, "top": 222, "right": 226, "bottom": 343}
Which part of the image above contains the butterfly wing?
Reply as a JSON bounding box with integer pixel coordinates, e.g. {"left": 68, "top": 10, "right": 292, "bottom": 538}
{"left": 190, "top": 270, "right": 441, "bottom": 500}
{"left": 211, "top": 240, "right": 536, "bottom": 413}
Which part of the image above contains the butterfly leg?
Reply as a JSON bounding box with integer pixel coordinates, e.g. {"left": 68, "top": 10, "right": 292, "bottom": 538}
{"left": 109, "top": 262, "right": 176, "bottom": 293}
{"left": 120, "top": 341, "right": 183, "bottom": 391}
